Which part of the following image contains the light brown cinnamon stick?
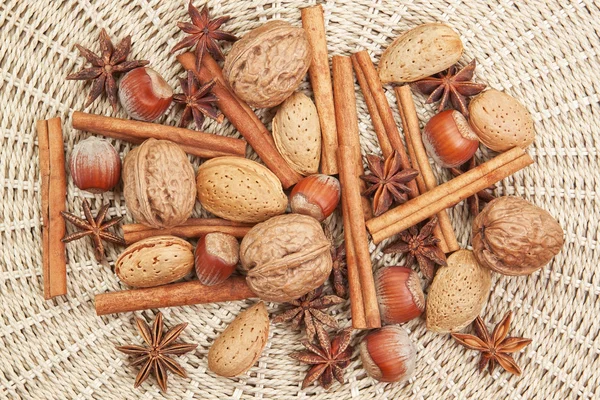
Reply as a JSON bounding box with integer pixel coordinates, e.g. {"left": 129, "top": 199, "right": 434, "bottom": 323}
{"left": 301, "top": 5, "right": 338, "bottom": 175}
{"left": 95, "top": 276, "right": 255, "bottom": 315}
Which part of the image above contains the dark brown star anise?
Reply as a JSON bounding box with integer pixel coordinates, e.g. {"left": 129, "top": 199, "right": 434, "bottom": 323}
{"left": 66, "top": 29, "right": 149, "bottom": 111}
{"left": 449, "top": 156, "right": 495, "bottom": 217}
{"left": 330, "top": 245, "right": 347, "bottom": 298}
{"left": 360, "top": 151, "right": 419, "bottom": 216}
{"left": 61, "top": 199, "right": 126, "bottom": 262}
{"left": 383, "top": 216, "right": 447, "bottom": 280}
{"left": 291, "top": 325, "right": 353, "bottom": 390}
{"left": 171, "top": 1, "right": 238, "bottom": 71}
{"left": 173, "top": 71, "right": 222, "bottom": 128}
{"left": 272, "top": 286, "right": 344, "bottom": 341}
{"left": 412, "top": 59, "right": 486, "bottom": 117}
{"left": 451, "top": 311, "right": 532, "bottom": 376}
{"left": 116, "top": 312, "right": 197, "bottom": 392}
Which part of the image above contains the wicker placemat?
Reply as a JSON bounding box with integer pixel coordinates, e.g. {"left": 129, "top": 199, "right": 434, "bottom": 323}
{"left": 1, "top": 1, "right": 599, "bottom": 399}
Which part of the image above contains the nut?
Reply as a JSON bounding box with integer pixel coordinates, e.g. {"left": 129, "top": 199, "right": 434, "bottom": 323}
{"left": 223, "top": 20, "right": 311, "bottom": 108}
{"left": 360, "top": 325, "right": 416, "bottom": 383}
{"left": 375, "top": 266, "right": 425, "bottom": 324}
{"left": 422, "top": 110, "right": 479, "bottom": 168}
{"left": 115, "top": 235, "right": 194, "bottom": 288}
{"left": 272, "top": 92, "right": 321, "bottom": 175}
{"left": 426, "top": 249, "right": 491, "bottom": 333}
{"left": 195, "top": 232, "right": 239, "bottom": 286}
{"left": 468, "top": 89, "right": 535, "bottom": 151}
{"left": 239, "top": 214, "right": 332, "bottom": 302}
{"left": 289, "top": 174, "right": 340, "bottom": 221}
{"left": 472, "top": 196, "right": 564, "bottom": 275}
{"left": 70, "top": 136, "right": 121, "bottom": 193}
{"left": 123, "top": 139, "right": 196, "bottom": 229}
{"left": 208, "top": 301, "right": 270, "bottom": 377}
{"left": 196, "top": 157, "right": 288, "bottom": 223}
{"left": 378, "top": 23, "right": 463, "bottom": 83}
{"left": 119, "top": 67, "right": 173, "bottom": 122}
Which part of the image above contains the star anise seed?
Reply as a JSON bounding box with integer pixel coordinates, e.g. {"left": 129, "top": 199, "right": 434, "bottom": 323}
{"left": 330, "top": 245, "right": 347, "bottom": 298}
{"left": 449, "top": 156, "right": 495, "bottom": 217}
{"left": 172, "top": 71, "right": 222, "bottom": 129}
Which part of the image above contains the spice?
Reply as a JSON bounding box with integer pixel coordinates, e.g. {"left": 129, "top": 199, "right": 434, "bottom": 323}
{"left": 272, "top": 286, "right": 344, "bottom": 341}
{"left": 173, "top": 71, "right": 222, "bottom": 128}
{"left": 383, "top": 217, "right": 447, "bottom": 280}
{"left": 61, "top": 199, "right": 126, "bottom": 262}
{"left": 449, "top": 157, "right": 495, "bottom": 216}
{"left": 116, "top": 312, "right": 197, "bottom": 392}
{"left": 330, "top": 245, "right": 347, "bottom": 298}
{"left": 412, "top": 59, "right": 486, "bottom": 117}
{"left": 291, "top": 325, "right": 353, "bottom": 390}
{"left": 171, "top": 1, "right": 237, "bottom": 71}
{"left": 66, "top": 29, "right": 149, "bottom": 111}
{"left": 361, "top": 151, "right": 419, "bottom": 216}
{"left": 451, "top": 311, "right": 532, "bottom": 375}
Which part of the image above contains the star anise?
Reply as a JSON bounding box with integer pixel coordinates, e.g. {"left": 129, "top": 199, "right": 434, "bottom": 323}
{"left": 61, "top": 199, "right": 126, "bottom": 262}
{"left": 66, "top": 29, "right": 149, "bottom": 111}
{"left": 290, "top": 325, "right": 353, "bottom": 390}
{"left": 116, "top": 312, "right": 197, "bottom": 392}
{"left": 412, "top": 59, "right": 486, "bottom": 117}
{"left": 272, "top": 286, "right": 344, "bottom": 341}
{"left": 171, "top": 1, "right": 238, "bottom": 71}
{"left": 330, "top": 245, "right": 347, "bottom": 298}
{"left": 173, "top": 71, "right": 222, "bottom": 128}
{"left": 360, "top": 151, "right": 419, "bottom": 216}
{"left": 449, "top": 156, "right": 495, "bottom": 217}
{"left": 383, "top": 216, "right": 447, "bottom": 280}
{"left": 451, "top": 311, "right": 532, "bottom": 376}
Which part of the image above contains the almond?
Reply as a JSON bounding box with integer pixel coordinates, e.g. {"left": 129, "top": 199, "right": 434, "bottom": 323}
{"left": 378, "top": 23, "right": 463, "bottom": 83}
{"left": 196, "top": 157, "right": 288, "bottom": 223}
{"left": 272, "top": 92, "right": 321, "bottom": 176}
{"left": 468, "top": 89, "right": 535, "bottom": 151}
{"left": 208, "top": 301, "right": 270, "bottom": 377}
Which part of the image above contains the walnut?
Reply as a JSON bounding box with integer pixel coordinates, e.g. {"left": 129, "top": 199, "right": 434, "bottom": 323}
{"left": 472, "top": 196, "right": 564, "bottom": 276}
{"left": 223, "top": 20, "right": 311, "bottom": 108}
{"left": 239, "top": 214, "right": 332, "bottom": 302}
{"left": 123, "top": 139, "right": 196, "bottom": 229}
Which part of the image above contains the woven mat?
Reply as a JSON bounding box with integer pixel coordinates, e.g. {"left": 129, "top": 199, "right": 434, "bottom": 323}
{"left": 1, "top": 0, "right": 599, "bottom": 399}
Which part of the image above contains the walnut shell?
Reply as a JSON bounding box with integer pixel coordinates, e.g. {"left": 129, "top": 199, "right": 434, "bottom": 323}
{"left": 123, "top": 139, "right": 196, "bottom": 229}
{"left": 239, "top": 214, "right": 332, "bottom": 302}
{"left": 472, "top": 196, "right": 564, "bottom": 275}
{"left": 223, "top": 20, "right": 311, "bottom": 108}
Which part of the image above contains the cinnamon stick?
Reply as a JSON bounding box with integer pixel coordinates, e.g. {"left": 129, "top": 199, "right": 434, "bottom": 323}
{"left": 301, "top": 5, "right": 338, "bottom": 174}
{"left": 95, "top": 276, "right": 255, "bottom": 315}
{"left": 72, "top": 111, "right": 246, "bottom": 159}
{"left": 123, "top": 218, "right": 253, "bottom": 244}
{"left": 177, "top": 53, "right": 302, "bottom": 189}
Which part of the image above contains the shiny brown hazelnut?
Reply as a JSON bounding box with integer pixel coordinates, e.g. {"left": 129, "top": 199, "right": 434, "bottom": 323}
{"left": 360, "top": 325, "right": 416, "bottom": 383}
{"left": 118, "top": 67, "right": 173, "bottom": 122}
{"left": 195, "top": 232, "right": 240, "bottom": 286}
{"left": 70, "top": 136, "right": 121, "bottom": 193}
{"left": 375, "top": 266, "right": 425, "bottom": 324}
{"left": 290, "top": 174, "right": 341, "bottom": 221}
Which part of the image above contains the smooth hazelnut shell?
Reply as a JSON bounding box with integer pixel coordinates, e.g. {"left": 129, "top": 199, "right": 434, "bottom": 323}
{"left": 70, "top": 136, "right": 121, "bottom": 193}
{"left": 360, "top": 325, "right": 416, "bottom": 382}
{"left": 195, "top": 232, "right": 240, "bottom": 286}
{"left": 290, "top": 174, "right": 341, "bottom": 221}
{"left": 422, "top": 110, "right": 479, "bottom": 168}
{"left": 119, "top": 67, "right": 173, "bottom": 122}
{"left": 375, "top": 266, "right": 425, "bottom": 324}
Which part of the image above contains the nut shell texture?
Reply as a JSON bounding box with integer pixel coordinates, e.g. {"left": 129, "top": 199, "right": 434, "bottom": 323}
{"left": 123, "top": 139, "right": 196, "bottom": 229}
{"left": 239, "top": 214, "right": 332, "bottom": 302}
{"left": 223, "top": 20, "right": 311, "bottom": 108}
{"left": 472, "top": 196, "right": 564, "bottom": 275}
{"left": 70, "top": 136, "right": 121, "bottom": 193}
{"left": 360, "top": 325, "right": 416, "bottom": 383}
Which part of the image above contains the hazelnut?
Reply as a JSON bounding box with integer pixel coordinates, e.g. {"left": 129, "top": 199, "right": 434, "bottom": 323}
{"left": 70, "top": 136, "right": 121, "bottom": 193}
{"left": 290, "top": 174, "right": 340, "bottom": 222}
{"left": 422, "top": 110, "right": 479, "bottom": 168}
{"left": 195, "top": 232, "right": 240, "bottom": 286}
{"left": 375, "top": 266, "right": 425, "bottom": 324}
{"left": 360, "top": 325, "right": 416, "bottom": 383}
{"left": 119, "top": 67, "right": 173, "bottom": 122}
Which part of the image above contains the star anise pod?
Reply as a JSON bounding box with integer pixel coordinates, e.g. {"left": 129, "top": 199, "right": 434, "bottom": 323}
{"left": 272, "top": 286, "right": 344, "bottom": 342}
{"left": 449, "top": 156, "right": 495, "bottom": 217}
{"left": 66, "top": 29, "right": 149, "bottom": 111}
{"left": 360, "top": 151, "right": 419, "bottom": 216}
{"left": 412, "top": 59, "right": 486, "bottom": 117}
{"left": 330, "top": 245, "right": 347, "bottom": 298}
{"left": 116, "top": 312, "right": 197, "bottom": 392}
{"left": 61, "top": 199, "right": 126, "bottom": 262}
{"left": 383, "top": 216, "right": 447, "bottom": 280}
{"left": 173, "top": 71, "right": 222, "bottom": 128}
{"left": 171, "top": 1, "right": 238, "bottom": 71}
{"left": 290, "top": 325, "right": 353, "bottom": 390}
{"left": 451, "top": 311, "right": 532, "bottom": 376}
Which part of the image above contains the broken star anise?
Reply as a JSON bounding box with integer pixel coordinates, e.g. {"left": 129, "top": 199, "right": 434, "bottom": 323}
{"left": 173, "top": 71, "right": 222, "bottom": 128}
{"left": 360, "top": 151, "right": 419, "bottom": 216}
{"left": 272, "top": 286, "right": 344, "bottom": 342}
{"left": 290, "top": 325, "right": 353, "bottom": 390}
{"left": 61, "top": 199, "right": 126, "bottom": 262}
{"left": 116, "top": 312, "right": 197, "bottom": 392}
{"left": 66, "top": 29, "right": 149, "bottom": 111}
{"left": 412, "top": 59, "right": 486, "bottom": 117}
{"left": 451, "top": 311, "right": 532, "bottom": 376}
{"left": 449, "top": 156, "right": 495, "bottom": 217}
{"left": 171, "top": 1, "right": 238, "bottom": 71}
{"left": 383, "top": 216, "right": 447, "bottom": 280}
{"left": 330, "top": 245, "right": 347, "bottom": 298}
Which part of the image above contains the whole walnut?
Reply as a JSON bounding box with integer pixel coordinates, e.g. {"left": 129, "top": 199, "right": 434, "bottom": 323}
{"left": 472, "top": 196, "right": 564, "bottom": 275}
{"left": 223, "top": 20, "right": 311, "bottom": 108}
{"left": 239, "top": 214, "right": 332, "bottom": 302}
{"left": 123, "top": 139, "right": 196, "bottom": 229}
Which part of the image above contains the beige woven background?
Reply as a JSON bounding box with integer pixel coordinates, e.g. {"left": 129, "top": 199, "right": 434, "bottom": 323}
{"left": 1, "top": 0, "right": 599, "bottom": 399}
